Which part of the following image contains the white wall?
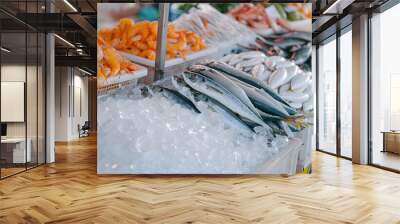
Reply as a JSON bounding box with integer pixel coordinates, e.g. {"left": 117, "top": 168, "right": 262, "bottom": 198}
{"left": 1, "top": 64, "right": 46, "bottom": 163}
{"left": 55, "top": 67, "right": 89, "bottom": 141}
{"left": 1, "top": 65, "right": 26, "bottom": 139}
{"left": 1, "top": 65, "right": 42, "bottom": 137}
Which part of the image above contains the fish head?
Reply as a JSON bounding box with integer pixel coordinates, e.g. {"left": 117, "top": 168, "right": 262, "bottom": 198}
{"left": 188, "top": 64, "right": 209, "bottom": 73}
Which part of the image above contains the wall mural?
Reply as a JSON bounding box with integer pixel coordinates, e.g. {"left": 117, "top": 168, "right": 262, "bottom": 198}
{"left": 97, "top": 3, "right": 313, "bottom": 174}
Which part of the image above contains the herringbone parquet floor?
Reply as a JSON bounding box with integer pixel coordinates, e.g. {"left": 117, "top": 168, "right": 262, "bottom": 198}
{"left": 1, "top": 135, "right": 400, "bottom": 224}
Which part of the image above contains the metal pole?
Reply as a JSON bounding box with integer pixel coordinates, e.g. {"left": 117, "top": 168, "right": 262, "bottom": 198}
{"left": 315, "top": 45, "right": 319, "bottom": 151}
{"left": 155, "top": 3, "right": 169, "bottom": 81}
{"left": 336, "top": 27, "right": 341, "bottom": 157}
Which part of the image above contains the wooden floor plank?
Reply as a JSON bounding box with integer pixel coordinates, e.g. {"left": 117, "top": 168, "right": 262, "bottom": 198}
{"left": 1, "top": 135, "right": 400, "bottom": 223}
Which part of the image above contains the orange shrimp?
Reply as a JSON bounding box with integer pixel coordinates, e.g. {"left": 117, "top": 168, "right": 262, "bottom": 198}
{"left": 120, "top": 58, "right": 137, "bottom": 72}
{"left": 133, "top": 41, "right": 148, "bottom": 51}
{"left": 149, "top": 21, "right": 158, "bottom": 35}
{"left": 98, "top": 28, "right": 113, "bottom": 45}
{"left": 202, "top": 18, "right": 208, "bottom": 29}
{"left": 167, "top": 25, "right": 180, "bottom": 39}
{"left": 102, "top": 47, "right": 121, "bottom": 76}
{"left": 146, "top": 39, "right": 157, "bottom": 50}
{"left": 100, "top": 18, "right": 206, "bottom": 61}
{"left": 97, "top": 64, "right": 105, "bottom": 78}
{"left": 126, "top": 48, "right": 140, "bottom": 55}
{"left": 139, "top": 49, "right": 156, "bottom": 60}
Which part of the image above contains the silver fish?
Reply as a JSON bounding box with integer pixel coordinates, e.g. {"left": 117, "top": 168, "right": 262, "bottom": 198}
{"left": 269, "top": 68, "right": 288, "bottom": 89}
{"left": 237, "top": 51, "right": 266, "bottom": 59}
{"left": 171, "top": 75, "right": 203, "bottom": 113}
{"left": 181, "top": 72, "right": 267, "bottom": 127}
{"left": 150, "top": 85, "right": 201, "bottom": 113}
{"left": 188, "top": 65, "right": 261, "bottom": 118}
{"left": 199, "top": 95, "right": 254, "bottom": 134}
{"left": 241, "top": 57, "right": 265, "bottom": 67}
{"left": 223, "top": 74, "right": 291, "bottom": 118}
{"left": 206, "top": 61, "right": 293, "bottom": 108}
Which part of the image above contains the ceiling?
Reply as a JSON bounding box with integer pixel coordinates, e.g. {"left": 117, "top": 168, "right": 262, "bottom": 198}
{"left": 312, "top": 0, "right": 393, "bottom": 44}
{"left": 0, "top": 0, "right": 99, "bottom": 73}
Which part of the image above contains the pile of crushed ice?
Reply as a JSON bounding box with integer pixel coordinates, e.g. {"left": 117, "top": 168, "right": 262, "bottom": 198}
{"left": 98, "top": 87, "right": 290, "bottom": 174}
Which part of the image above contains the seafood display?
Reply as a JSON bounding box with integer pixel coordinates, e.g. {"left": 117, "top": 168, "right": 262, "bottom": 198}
{"left": 97, "top": 18, "right": 206, "bottom": 60}
{"left": 224, "top": 3, "right": 312, "bottom": 69}
{"left": 97, "top": 3, "right": 313, "bottom": 175}
{"left": 241, "top": 32, "right": 312, "bottom": 70}
{"left": 228, "top": 4, "right": 273, "bottom": 29}
{"left": 98, "top": 61, "right": 308, "bottom": 173}
{"left": 173, "top": 4, "right": 258, "bottom": 46}
{"left": 97, "top": 34, "right": 138, "bottom": 79}
{"left": 228, "top": 3, "right": 311, "bottom": 33}
{"left": 164, "top": 62, "right": 306, "bottom": 136}
{"left": 218, "top": 51, "right": 313, "bottom": 112}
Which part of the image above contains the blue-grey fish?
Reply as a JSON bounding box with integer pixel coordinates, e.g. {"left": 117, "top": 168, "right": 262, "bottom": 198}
{"left": 206, "top": 61, "right": 293, "bottom": 108}
{"left": 150, "top": 85, "right": 201, "bottom": 114}
{"left": 181, "top": 72, "right": 267, "bottom": 128}
{"left": 188, "top": 65, "right": 261, "bottom": 118}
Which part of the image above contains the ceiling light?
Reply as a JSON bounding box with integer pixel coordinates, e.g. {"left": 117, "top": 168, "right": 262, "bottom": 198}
{"left": 54, "top": 34, "right": 75, "bottom": 48}
{"left": 63, "top": 0, "right": 78, "bottom": 12}
{"left": 1, "top": 47, "right": 11, "bottom": 53}
{"left": 323, "top": 0, "right": 343, "bottom": 14}
{"left": 78, "top": 67, "right": 92, "bottom": 76}
{"left": 322, "top": 0, "right": 355, "bottom": 15}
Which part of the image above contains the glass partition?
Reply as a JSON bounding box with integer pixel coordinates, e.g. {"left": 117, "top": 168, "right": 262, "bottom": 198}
{"left": 0, "top": 1, "right": 46, "bottom": 179}
{"left": 317, "top": 37, "right": 337, "bottom": 155}
{"left": 27, "top": 31, "right": 38, "bottom": 169}
{"left": 0, "top": 30, "right": 27, "bottom": 177}
{"left": 371, "top": 4, "right": 400, "bottom": 171}
{"left": 38, "top": 32, "right": 46, "bottom": 165}
{"left": 339, "top": 29, "right": 352, "bottom": 158}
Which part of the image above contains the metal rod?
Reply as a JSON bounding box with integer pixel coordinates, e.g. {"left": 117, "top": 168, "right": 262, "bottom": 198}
{"left": 367, "top": 11, "right": 373, "bottom": 165}
{"left": 315, "top": 45, "right": 320, "bottom": 150}
{"left": 155, "top": 3, "right": 170, "bottom": 81}
{"left": 25, "top": 0, "right": 28, "bottom": 171}
{"left": 336, "top": 27, "right": 341, "bottom": 157}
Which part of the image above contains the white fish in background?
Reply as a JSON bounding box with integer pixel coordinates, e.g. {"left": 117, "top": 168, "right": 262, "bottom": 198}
{"left": 303, "top": 85, "right": 313, "bottom": 96}
{"left": 278, "top": 65, "right": 298, "bottom": 87}
{"left": 268, "top": 56, "right": 285, "bottom": 63}
{"left": 263, "top": 59, "right": 276, "bottom": 70}
{"left": 291, "top": 72, "right": 310, "bottom": 90}
{"left": 292, "top": 79, "right": 311, "bottom": 93}
{"left": 257, "top": 68, "right": 271, "bottom": 81}
{"left": 241, "top": 57, "right": 265, "bottom": 67}
{"left": 304, "top": 71, "right": 312, "bottom": 79}
{"left": 215, "top": 52, "right": 313, "bottom": 112}
{"left": 251, "top": 64, "right": 264, "bottom": 79}
{"left": 286, "top": 65, "right": 299, "bottom": 78}
{"left": 275, "top": 60, "right": 295, "bottom": 69}
{"left": 243, "top": 66, "right": 253, "bottom": 73}
{"left": 280, "top": 91, "right": 309, "bottom": 103}
{"left": 228, "top": 54, "right": 242, "bottom": 66}
{"left": 237, "top": 51, "right": 266, "bottom": 59}
{"left": 235, "top": 62, "right": 243, "bottom": 70}
{"left": 269, "top": 68, "right": 287, "bottom": 89}
{"left": 289, "top": 101, "right": 303, "bottom": 109}
{"left": 279, "top": 83, "right": 291, "bottom": 94}
{"left": 219, "top": 54, "right": 234, "bottom": 63}
{"left": 303, "top": 97, "right": 313, "bottom": 111}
